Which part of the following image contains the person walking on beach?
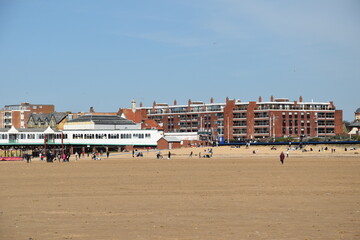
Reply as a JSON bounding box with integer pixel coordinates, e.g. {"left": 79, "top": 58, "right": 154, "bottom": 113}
{"left": 168, "top": 151, "right": 171, "bottom": 160}
{"left": 26, "top": 154, "right": 31, "bottom": 163}
{"left": 280, "top": 152, "right": 285, "bottom": 165}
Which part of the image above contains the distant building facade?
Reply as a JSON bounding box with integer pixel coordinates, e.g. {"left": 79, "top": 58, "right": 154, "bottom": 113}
{"left": 347, "top": 107, "right": 360, "bottom": 136}
{"left": 0, "top": 102, "right": 55, "bottom": 128}
{"left": 119, "top": 96, "right": 343, "bottom": 142}
{"left": 355, "top": 107, "right": 360, "bottom": 122}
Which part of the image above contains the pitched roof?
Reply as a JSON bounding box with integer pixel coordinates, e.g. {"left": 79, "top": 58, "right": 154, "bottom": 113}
{"left": 29, "top": 112, "right": 68, "bottom": 124}
{"left": 67, "top": 115, "right": 136, "bottom": 125}
{"left": 31, "top": 113, "right": 51, "bottom": 122}
{"left": 349, "top": 121, "right": 360, "bottom": 127}
{"left": 52, "top": 112, "right": 68, "bottom": 123}
{"left": 119, "top": 109, "right": 142, "bottom": 123}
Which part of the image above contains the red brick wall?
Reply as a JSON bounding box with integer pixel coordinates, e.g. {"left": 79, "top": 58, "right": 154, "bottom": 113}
{"left": 224, "top": 99, "right": 235, "bottom": 140}
{"left": 334, "top": 110, "right": 343, "bottom": 134}
{"left": 11, "top": 112, "right": 21, "bottom": 128}
{"left": 31, "top": 105, "right": 54, "bottom": 114}
{"left": 157, "top": 138, "right": 169, "bottom": 149}
{"left": 157, "top": 138, "right": 181, "bottom": 150}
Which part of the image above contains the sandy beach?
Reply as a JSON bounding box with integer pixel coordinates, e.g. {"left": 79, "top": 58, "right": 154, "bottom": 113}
{"left": 1, "top": 145, "right": 360, "bottom": 240}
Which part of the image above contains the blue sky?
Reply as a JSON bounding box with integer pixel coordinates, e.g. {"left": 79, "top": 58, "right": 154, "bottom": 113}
{"left": 0, "top": 0, "right": 359, "bottom": 121}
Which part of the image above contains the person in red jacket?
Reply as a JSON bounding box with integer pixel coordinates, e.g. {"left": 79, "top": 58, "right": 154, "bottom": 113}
{"left": 280, "top": 152, "right": 285, "bottom": 165}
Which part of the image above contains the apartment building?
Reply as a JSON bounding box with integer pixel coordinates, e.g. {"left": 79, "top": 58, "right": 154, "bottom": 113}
{"left": 0, "top": 102, "right": 55, "bottom": 128}
{"left": 120, "top": 96, "right": 343, "bottom": 142}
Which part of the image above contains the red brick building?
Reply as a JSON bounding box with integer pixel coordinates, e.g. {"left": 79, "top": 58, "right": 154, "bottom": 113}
{"left": 0, "top": 102, "right": 55, "bottom": 128}
{"left": 119, "top": 96, "right": 343, "bottom": 142}
{"left": 157, "top": 137, "right": 181, "bottom": 150}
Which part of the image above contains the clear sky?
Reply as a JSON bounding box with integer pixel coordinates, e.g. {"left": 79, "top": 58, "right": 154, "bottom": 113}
{"left": 0, "top": 0, "right": 359, "bottom": 121}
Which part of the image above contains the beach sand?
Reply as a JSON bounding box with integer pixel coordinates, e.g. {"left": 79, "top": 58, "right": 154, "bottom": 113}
{"left": 1, "top": 145, "right": 359, "bottom": 239}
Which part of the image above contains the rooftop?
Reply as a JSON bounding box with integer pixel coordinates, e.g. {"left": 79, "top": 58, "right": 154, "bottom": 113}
{"left": 67, "top": 115, "right": 136, "bottom": 125}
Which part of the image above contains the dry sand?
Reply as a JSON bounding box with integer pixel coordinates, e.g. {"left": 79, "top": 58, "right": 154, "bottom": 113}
{"left": 1, "top": 145, "right": 360, "bottom": 240}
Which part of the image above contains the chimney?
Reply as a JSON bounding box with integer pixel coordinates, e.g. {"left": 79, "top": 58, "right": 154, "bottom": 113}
{"left": 210, "top": 97, "right": 214, "bottom": 103}
{"left": 258, "top": 96, "right": 262, "bottom": 102}
{"left": 299, "top": 96, "right": 303, "bottom": 102}
{"left": 174, "top": 99, "right": 177, "bottom": 105}
{"left": 140, "top": 102, "right": 143, "bottom": 107}
{"left": 131, "top": 99, "right": 136, "bottom": 113}
{"left": 89, "top": 107, "right": 95, "bottom": 113}
{"left": 153, "top": 101, "right": 156, "bottom": 107}
{"left": 188, "top": 99, "right": 191, "bottom": 105}
{"left": 270, "top": 95, "right": 274, "bottom": 102}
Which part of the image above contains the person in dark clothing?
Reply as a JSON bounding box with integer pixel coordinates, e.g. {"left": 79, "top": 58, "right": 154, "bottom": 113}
{"left": 168, "top": 151, "right": 171, "bottom": 159}
{"left": 280, "top": 152, "right": 285, "bottom": 165}
{"left": 46, "top": 152, "right": 52, "bottom": 162}
{"left": 26, "top": 154, "right": 31, "bottom": 163}
{"left": 65, "top": 153, "right": 70, "bottom": 162}
{"left": 106, "top": 151, "right": 110, "bottom": 158}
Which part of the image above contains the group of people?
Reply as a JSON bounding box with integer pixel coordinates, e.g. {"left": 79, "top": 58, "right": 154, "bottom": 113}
{"left": 199, "top": 148, "right": 213, "bottom": 158}
{"left": 156, "top": 151, "right": 171, "bottom": 159}
{"left": 132, "top": 149, "right": 144, "bottom": 158}
{"left": 37, "top": 152, "right": 71, "bottom": 162}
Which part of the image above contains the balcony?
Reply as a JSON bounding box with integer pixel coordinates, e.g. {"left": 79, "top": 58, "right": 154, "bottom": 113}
{"left": 254, "top": 124, "right": 269, "bottom": 127}
{"left": 233, "top": 133, "right": 247, "bottom": 137}
{"left": 233, "top": 116, "right": 247, "bottom": 120}
{"left": 233, "top": 125, "right": 247, "bottom": 128}
{"left": 254, "top": 132, "right": 270, "bottom": 136}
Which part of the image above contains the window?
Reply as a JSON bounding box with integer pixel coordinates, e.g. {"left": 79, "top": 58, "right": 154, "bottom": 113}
{"left": 0, "top": 134, "right": 8, "bottom": 139}
{"left": 27, "top": 134, "right": 35, "bottom": 139}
